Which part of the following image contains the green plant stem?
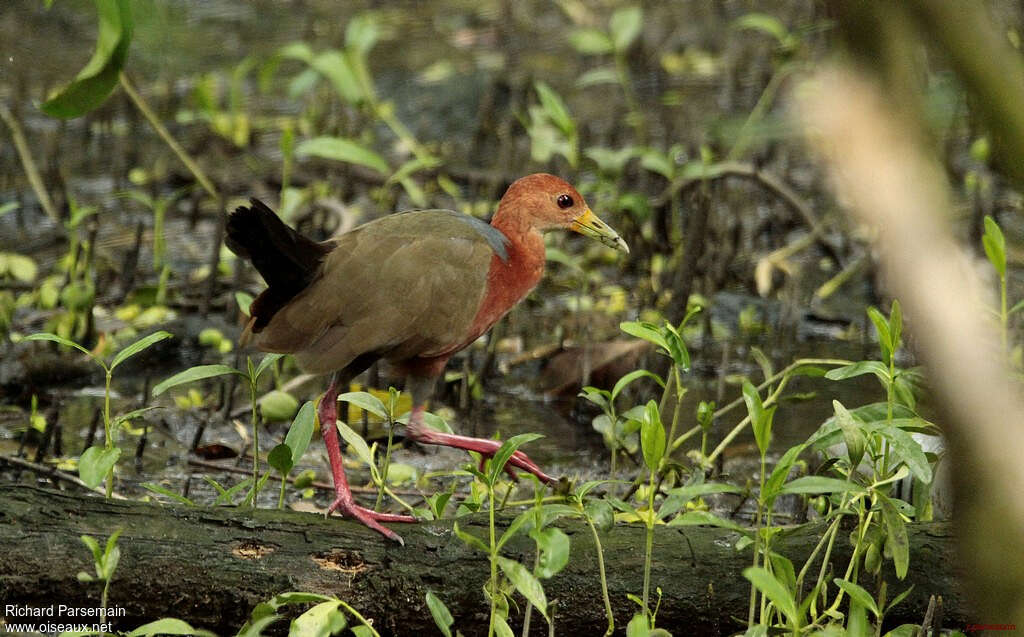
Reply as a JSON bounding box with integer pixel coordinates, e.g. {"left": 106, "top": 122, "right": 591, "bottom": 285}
{"left": 375, "top": 417, "right": 395, "bottom": 512}
{"left": 664, "top": 367, "right": 685, "bottom": 456}
{"left": 249, "top": 375, "right": 260, "bottom": 508}
{"left": 277, "top": 474, "right": 287, "bottom": 509}
{"left": 0, "top": 103, "right": 60, "bottom": 224}
{"left": 582, "top": 507, "right": 615, "bottom": 636}
{"left": 748, "top": 456, "right": 767, "bottom": 627}
{"left": 824, "top": 499, "right": 876, "bottom": 618}
{"left": 487, "top": 483, "right": 498, "bottom": 637}
{"left": 641, "top": 466, "right": 656, "bottom": 620}
{"left": 104, "top": 369, "right": 113, "bottom": 498}
{"left": 119, "top": 72, "right": 219, "bottom": 199}
{"left": 337, "top": 600, "right": 382, "bottom": 637}
{"left": 100, "top": 572, "right": 111, "bottom": 627}
{"left": 670, "top": 424, "right": 702, "bottom": 453}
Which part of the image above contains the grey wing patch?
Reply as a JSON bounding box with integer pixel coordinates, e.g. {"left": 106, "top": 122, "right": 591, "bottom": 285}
{"left": 445, "top": 211, "right": 510, "bottom": 263}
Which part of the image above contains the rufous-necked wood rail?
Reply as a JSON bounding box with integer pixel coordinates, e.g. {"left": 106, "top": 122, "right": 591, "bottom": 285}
{"left": 226, "top": 173, "right": 628, "bottom": 543}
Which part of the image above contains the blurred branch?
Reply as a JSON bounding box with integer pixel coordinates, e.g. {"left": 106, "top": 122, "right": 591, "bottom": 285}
{"left": 0, "top": 102, "right": 61, "bottom": 224}
{"left": 799, "top": 67, "right": 1024, "bottom": 626}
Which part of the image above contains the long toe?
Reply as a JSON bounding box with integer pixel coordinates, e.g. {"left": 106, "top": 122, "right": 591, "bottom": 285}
{"left": 327, "top": 498, "right": 416, "bottom": 545}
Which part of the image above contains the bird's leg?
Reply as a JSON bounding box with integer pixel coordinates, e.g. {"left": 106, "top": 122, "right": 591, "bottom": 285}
{"left": 406, "top": 405, "right": 555, "bottom": 485}
{"left": 319, "top": 374, "right": 415, "bottom": 544}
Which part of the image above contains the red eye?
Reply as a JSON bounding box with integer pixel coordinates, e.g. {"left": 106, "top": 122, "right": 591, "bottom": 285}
{"left": 556, "top": 194, "right": 574, "bottom": 209}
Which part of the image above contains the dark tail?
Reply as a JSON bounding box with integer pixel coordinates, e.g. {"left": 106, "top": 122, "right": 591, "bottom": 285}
{"left": 226, "top": 199, "right": 331, "bottom": 332}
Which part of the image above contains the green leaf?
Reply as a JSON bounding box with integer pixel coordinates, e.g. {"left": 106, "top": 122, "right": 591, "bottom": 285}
{"left": 110, "top": 330, "right": 172, "bottom": 371}
{"left": 777, "top": 476, "right": 859, "bottom": 496}
{"left": 576, "top": 67, "right": 619, "bottom": 87}
{"left": 81, "top": 535, "right": 103, "bottom": 565}
{"left": 761, "top": 443, "right": 807, "bottom": 506}
{"left": 338, "top": 391, "right": 388, "bottom": 420}
{"left": 659, "top": 482, "right": 742, "bottom": 520}
{"left": 625, "top": 613, "right": 649, "bottom": 637}
{"left": 267, "top": 443, "right": 294, "bottom": 475}
{"left": 612, "top": 369, "right": 665, "bottom": 402}
{"left": 878, "top": 426, "right": 932, "bottom": 484}
{"left": 140, "top": 482, "right": 194, "bottom": 506}
{"left": 152, "top": 364, "right": 243, "bottom": 397}
{"left": 742, "top": 380, "right": 774, "bottom": 456}
{"left": 833, "top": 400, "right": 866, "bottom": 469}
{"left": 488, "top": 433, "right": 544, "bottom": 485}
{"left": 345, "top": 13, "right": 380, "bottom": 57}
{"left": 867, "top": 306, "right": 894, "bottom": 364}
{"left": 619, "top": 320, "right": 668, "bottom": 351}
{"left": 879, "top": 494, "right": 910, "bottom": 579}
{"left": 335, "top": 421, "right": 374, "bottom": 466}
{"left": 40, "top": 0, "right": 133, "bottom": 118}
{"left": 743, "top": 566, "right": 800, "bottom": 627}
{"left": 4, "top": 253, "right": 38, "bottom": 282}
{"left": 310, "top": 50, "right": 363, "bottom": 104}
{"left": 26, "top": 332, "right": 101, "bottom": 366}
{"left": 452, "top": 521, "right": 488, "bottom": 553}
{"left": 79, "top": 446, "right": 121, "bottom": 488}
{"left": 297, "top": 136, "right": 389, "bottom": 174}
{"left": 667, "top": 510, "right": 747, "bottom": 532}
{"left": 285, "top": 401, "right": 316, "bottom": 465}
{"left": 534, "top": 81, "right": 575, "bottom": 137}
{"left": 127, "top": 618, "right": 217, "bottom": 637}
{"left": 425, "top": 591, "right": 454, "bottom": 637}
{"left": 258, "top": 390, "right": 300, "bottom": 422}
{"left": 289, "top": 600, "right": 346, "bottom": 637}
{"left": 531, "top": 527, "right": 570, "bottom": 578}
{"left": 235, "top": 291, "right": 254, "bottom": 315}
{"left": 254, "top": 352, "right": 284, "bottom": 380}
{"left": 497, "top": 556, "right": 548, "bottom": 619}
{"left": 983, "top": 215, "right": 1007, "bottom": 277}
{"left": 568, "top": 29, "right": 614, "bottom": 55}
{"left": 824, "top": 360, "right": 890, "bottom": 384}
{"left": 610, "top": 6, "right": 643, "bottom": 50}
{"left": 0, "top": 201, "right": 19, "bottom": 217}
{"left": 833, "top": 578, "right": 880, "bottom": 618}
{"left": 733, "top": 13, "right": 790, "bottom": 45}
{"left": 640, "top": 400, "right": 665, "bottom": 471}
{"left": 585, "top": 498, "right": 615, "bottom": 533}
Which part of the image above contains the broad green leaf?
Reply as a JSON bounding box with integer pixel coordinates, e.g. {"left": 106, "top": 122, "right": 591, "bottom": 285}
{"left": 258, "top": 390, "right": 300, "bottom": 422}
{"left": 531, "top": 527, "right": 570, "bottom": 578}
{"left": 833, "top": 578, "right": 880, "bottom": 618}
{"left": 297, "top": 136, "right": 389, "bottom": 174}
{"left": 335, "top": 421, "right": 374, "bottom": 466}
{"left": 4, "top": 253, "right": 37, "bottom": 282}
{"left": 619, "top": 320, "right": 668, "bottom": 351}
{"left": 127, "top": 618, "right": 216, "bottom": 637}
{"left": 878, "top": 426, "right": 932, "bottom": 484}
{"left": 640, "top": 400, "right": 665, "bottom": 471}
{"left": 833, "top": 400, "right": 866, "bottom": 469}
{"left": 879, "top": 494, "right": 910, "bottom": 579}
{"left": 41, "top": 0, "right": 133, "bottom": 118}
{"left": 824, "top": 360, "right": 889, "bottom": 384}
{"left": 140, "top": 483, "right": 194, "bottom": 506}
{"left": 610, "top": 6, "right": 643, "bottom": 50}
{"left": 290, "top": 600, "right": 346, "bottom": 637}
{"left": 26, "top": 332, "right": 101, "bottom": 366}
{"left": 452, "top": 521, "right": 488, "bottom": 553}
{"left": 534, "top": 81, "right": 574, "bottom": 137}
{"left": 585, "top": 498, "right": 615, "bottom": 532}
{"left": 983, "top": 215, "right": 1007, "bottom": 277}
{"left": 742, "top": 380, "right": 773, "bottom": 456}
{"left": 659, "top": 482, "right": 742, "bottom": 520}
{"left": 338, "top": 391, "right": 388, "bottom": 420}
{"left": 889, "top": 300, "right": 903, "bottom": 353}
{"left": 667, "top": 510, "right": 747, "bottom": 532}
{"left": 267, "top": 443, "right": 294, "bottom": 474}
{"left": 625, "top": 613, "right": 649, "bottom": 637}
{"left": 777, "top": 476, "right": 858, "bottom": 496}
{"left": 152, "top": 364, "right": 243, "bottom": 397}
{"left": 743, "top": 566, "right": 800, "bottom": 627}
{"left": 733, "top": 13, "right": 789, "bottom": 44}
{"left": 310, "top": 50, "right": 363, "bottom": 104}
{"left": 497, "top": 556, "right": 548, "bottom": 619}
{"left": 488, "top": 433, "right": 544, "bottom": 485}
{"left": 110, "top": 330, "right": 172, "bottom": 370}
{"left": 254, "top": 352, "right": 284, "bottom": 379}
{"left": 761, "top": 443, "right": 807, "bottom": 506}
{"left": 867, "top": 306, "right": 894, "bottom": 364}
{"left": 285, "top": 401, "right": 316, "bottom": 465}
{"left": 425, "top": 591, "right": 454, "bottom": 637}
{"left": 79, "top": 446, "right": 121, "bottom": 488}
{"left": 568, "top": 29, "right": 614, "bottom": 55}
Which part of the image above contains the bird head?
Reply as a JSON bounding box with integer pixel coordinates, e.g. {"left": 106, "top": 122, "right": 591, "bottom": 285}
{"left": 499, "top": 173, "right": 630, "bottom": 253}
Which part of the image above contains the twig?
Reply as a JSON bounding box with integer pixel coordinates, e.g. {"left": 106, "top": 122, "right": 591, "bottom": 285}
{"left": 0, "top": 454, "right": 128, "bottom": 500}
{"left": 0, "top": 102, "right": 61, "bottom": 223}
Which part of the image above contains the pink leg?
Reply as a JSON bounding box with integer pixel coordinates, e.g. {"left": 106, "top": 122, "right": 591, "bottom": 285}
{"left": 319, "top": 376, "right": 415, "bottom": 544}
{"left": 407, "top": 406, "right": 556, "bottom": 485}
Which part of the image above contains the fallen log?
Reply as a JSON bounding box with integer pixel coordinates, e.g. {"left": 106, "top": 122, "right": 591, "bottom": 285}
{"left": 0, "top": 485, "right": 969, "bottom": 635}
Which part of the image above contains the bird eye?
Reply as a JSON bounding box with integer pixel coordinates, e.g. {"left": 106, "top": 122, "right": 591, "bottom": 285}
{"left": 556, "top": 194, "right": 574, "bottom": 209}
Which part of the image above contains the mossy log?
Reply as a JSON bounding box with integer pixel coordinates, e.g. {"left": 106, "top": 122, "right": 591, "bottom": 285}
{"left": 0, "top": 485, "right": 969, "bottom": 635}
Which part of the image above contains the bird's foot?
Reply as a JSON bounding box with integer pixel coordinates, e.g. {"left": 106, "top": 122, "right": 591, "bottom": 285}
{"left": 326, "top": 497, "right": 416, "bottom": 546}
{"left": 414, "top": 429, "right": 556, "bottom": 485}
